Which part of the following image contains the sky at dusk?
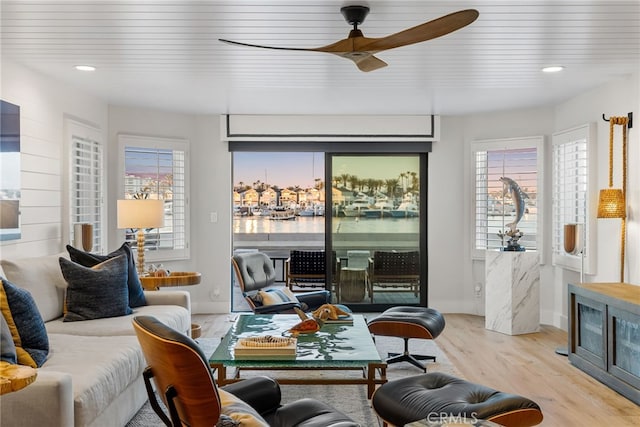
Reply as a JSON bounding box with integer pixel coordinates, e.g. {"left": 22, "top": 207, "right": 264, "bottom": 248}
{"left": 233, "top": 152, "right": 324, "bottom": 188}
{"left": 233, "top": 153, "right": 420, "bottom": 189}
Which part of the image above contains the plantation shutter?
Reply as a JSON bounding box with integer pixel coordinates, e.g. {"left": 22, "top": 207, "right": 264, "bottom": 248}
{"left": 70, "top": 129, "right": 103, "bottom": 252}
{"left": 121, "top": 135, "right": 189, "bottom": 261}
{"left": 472, "top": 136, "right": 543, "bottom": 258}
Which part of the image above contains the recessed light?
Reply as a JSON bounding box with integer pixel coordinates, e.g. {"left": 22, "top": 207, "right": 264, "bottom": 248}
{"left": 542, "top": 66, "right": 564, "bottom": 73}
{"left": 74, "top": 65, "right": 96, "bottom": 71}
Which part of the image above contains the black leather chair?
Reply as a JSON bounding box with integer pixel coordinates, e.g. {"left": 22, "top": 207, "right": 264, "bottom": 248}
{"left": 371, "top": 372, "right": 543, "bottom": 427}
{"left": 232, "top": 251, "right": 330, "bottom": 314}
{"left": 132, "top": 315, "right": 358, "bottom": 427}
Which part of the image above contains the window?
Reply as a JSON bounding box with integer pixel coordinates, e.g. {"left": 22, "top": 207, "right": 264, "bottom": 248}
{"left": 119, "top": 134, "right": 189, "bottom": 261}
{"left": 472, "top": 136, "right": 544, "bottom": 258}
{"left": 67, "top": 119, "right": 104, "bottom": 252}
{"left": 551, "top": 124, "right": 596, "bottom": 273}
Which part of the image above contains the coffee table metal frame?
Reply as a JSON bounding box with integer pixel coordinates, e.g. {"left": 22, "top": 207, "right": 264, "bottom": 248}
{"left": 209, "top": 313, "right": 386, "bottom": 398}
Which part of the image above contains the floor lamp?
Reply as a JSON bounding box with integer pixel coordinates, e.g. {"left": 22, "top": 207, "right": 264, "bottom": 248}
{"left": 556, "top": 223, "right": 584, "bottom": 356}
{"left": 117, "top": 199, "right": 164, "bottom": 276}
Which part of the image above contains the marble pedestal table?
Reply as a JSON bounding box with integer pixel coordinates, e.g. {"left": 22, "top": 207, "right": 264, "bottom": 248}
{"left": 485, "top": 251, "right": 540, "bottom": 335}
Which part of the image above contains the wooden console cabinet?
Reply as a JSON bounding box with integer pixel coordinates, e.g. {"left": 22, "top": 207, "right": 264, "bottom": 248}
{"left": 568, "top": 283, "right": 640, "bottom": 404}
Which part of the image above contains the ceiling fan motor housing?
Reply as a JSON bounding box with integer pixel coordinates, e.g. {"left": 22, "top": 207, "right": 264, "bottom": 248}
{"left": 341, "top": 5, "right": 370, "bottom": 26}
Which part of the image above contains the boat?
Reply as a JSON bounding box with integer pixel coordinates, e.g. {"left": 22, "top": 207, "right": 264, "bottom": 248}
{"left": 390, "top": 201, "right": 419, "bottom": 218}
{"left": 269, "top": 208, "right": 296, "bottom": 220}
{"left": 298, "top": 208, "right": 315, "bottom": 217}
{"left": 364, "top": 196, "right": 394, "bottom": 218}
{"left": 299, "top": 204, "right": 325, "bottom": 217}
{"left": 343, "top": 195, "right": 372, "bottom": 217}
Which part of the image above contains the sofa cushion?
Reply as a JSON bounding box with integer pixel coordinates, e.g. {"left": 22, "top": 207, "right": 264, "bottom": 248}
{"left": 0, "top": 253, "right": 68, "bottom": 322}
{"left": 0, "top": 313, "right": 17, "bottom": 364}
{"left": 46, "top": 304, "right": 191, "bottom": 337}
{"left": 67, "top": 243, "right": 147, "bottom": 308}
{"left": 59, "top": 256, "right": 132, "bottom": 322}
{"left": 0, "top": 278, "right": 49, "bottom": 367}
{"left": 42, "top": 333, "right": 146, "bottom": 426}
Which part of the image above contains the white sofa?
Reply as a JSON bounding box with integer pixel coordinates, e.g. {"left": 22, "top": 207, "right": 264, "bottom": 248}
{"left": 0, "top": 253, "right": 192, "bottom": 427}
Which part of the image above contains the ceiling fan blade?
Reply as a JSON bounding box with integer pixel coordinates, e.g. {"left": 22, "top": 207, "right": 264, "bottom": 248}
{"left": 345, "top": 54, "right": 388, "bottom": 72}
{"left": 359, "top": 9, "right": 479, "bottom": 52}
{"left": 219, "top": 38, "right": 315, "bottom": 52}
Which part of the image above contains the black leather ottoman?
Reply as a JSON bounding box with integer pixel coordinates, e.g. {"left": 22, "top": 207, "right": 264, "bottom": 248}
{"left": 368, "top": 306, "right": 446, "bottom": 371}
{"left": 371, "top": 372, "right": 543, "bottom": 427}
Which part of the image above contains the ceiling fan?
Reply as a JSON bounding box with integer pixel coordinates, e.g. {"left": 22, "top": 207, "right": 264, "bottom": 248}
{"left": 219, "top": 6, "right": 479, "bottom": 72}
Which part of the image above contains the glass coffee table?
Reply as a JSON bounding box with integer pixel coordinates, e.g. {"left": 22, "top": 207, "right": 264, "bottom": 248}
{"left": 209, "top": 313, "right": 387, "bottom": 398}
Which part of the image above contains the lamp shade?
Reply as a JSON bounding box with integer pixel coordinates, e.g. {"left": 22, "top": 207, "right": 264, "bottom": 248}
{"left": 117, "top": 199, "right": 164, "bottom": 229}
{"left": 596, "top": 188, "right": 626, "bottom": 219}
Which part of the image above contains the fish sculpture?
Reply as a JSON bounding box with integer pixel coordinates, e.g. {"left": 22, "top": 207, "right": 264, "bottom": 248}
{"left": 500, "top": 177, "right": 529, "bottom": 233}
{"left": 289, "top": 307, "right": 330, "bottom": 335}
{"left": 311, "top": 304, "right": 351, "bottom": 321}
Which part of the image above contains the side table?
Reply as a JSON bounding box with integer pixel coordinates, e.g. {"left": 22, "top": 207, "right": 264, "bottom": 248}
{"left": 0, "top": 361, "right": 37, "bottom": 395}
{"left": 339, "top": 267, "right": 368, "bottom": 303}
{"left": 139, "top": 271, "right": 202, "bottom": 338}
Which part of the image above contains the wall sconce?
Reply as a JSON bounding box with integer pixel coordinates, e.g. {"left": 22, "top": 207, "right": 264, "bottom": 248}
{"left": 597, "top": 115, "right": 630, "bottom": 282}
{"left": 117, "top": 199, "right": 164, "bottom": 275}
{"left": 596, "top": 188, "right": 626, "bottom": 219}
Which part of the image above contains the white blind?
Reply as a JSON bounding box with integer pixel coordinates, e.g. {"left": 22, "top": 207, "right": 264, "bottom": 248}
{"left": 70, "top": 133, "right": 103, "bottom": 252}
{"left": 472, "top": 136, "right": 543, "bottom": 257}
{"left": 120, "top": 135, "right": 189, "bottom": 261}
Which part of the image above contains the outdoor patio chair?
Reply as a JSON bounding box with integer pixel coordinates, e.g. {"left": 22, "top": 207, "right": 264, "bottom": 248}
{"left": 285, "top": 250, "right": 327, "bottom": 292}
{"left": 368, "top": 250, "right": 420, "bottom": 300}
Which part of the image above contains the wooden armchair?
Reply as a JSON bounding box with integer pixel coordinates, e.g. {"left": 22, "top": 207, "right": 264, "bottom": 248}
{"left": 285, "top": 250, "right": 327, "bottom": 291}
{"left": 368, "top": 250, "right": 420, "bottom": 300}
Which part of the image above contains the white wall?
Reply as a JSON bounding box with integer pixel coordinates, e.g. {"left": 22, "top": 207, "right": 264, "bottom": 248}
{"left": 107, "top": 107, "right": 231, "bottom": 314}
{"left": 0, "top": 60, "right": 108, "bottom": 259}
{"left": 430, "top": 107, "right": 555, "bottom": 320}
{"left": 2, "top": 57, "right": 637, "bottom": 328}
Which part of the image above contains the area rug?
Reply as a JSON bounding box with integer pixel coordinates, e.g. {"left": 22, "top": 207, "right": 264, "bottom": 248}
{"left": 127, "top": 336, "right": 459, "bottom": 426}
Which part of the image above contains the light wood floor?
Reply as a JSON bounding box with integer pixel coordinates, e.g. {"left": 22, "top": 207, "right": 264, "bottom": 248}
{"left": 192, "top": 313, "right": 640, "bottom": 426}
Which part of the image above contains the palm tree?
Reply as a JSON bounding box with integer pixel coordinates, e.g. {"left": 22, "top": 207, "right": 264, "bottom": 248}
{"left": 349, "top": 176, "right": 360, "bottom": 192}
{"left": 340, "top": 173, "right": 351, "bottom": 189}
{"left": 385, "top": 178, "right": 399, "bottom": 197}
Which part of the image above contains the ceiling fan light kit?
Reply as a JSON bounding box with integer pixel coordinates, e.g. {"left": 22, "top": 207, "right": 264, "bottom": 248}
{"left": 219, "top": 6, "right": 479, "bottom": 72}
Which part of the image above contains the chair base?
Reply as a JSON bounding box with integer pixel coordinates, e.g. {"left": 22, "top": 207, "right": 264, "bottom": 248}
{"left": 386, "top": 337, "right": 436, "bottom": 372}
{"left": 386, "top": 352, "right": 435, "bottom": 372}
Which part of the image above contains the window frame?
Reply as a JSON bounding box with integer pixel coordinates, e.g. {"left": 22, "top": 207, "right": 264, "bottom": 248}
{"left": 470, "top": 136, "right": 545, "bottom": 260}
{"left": 118, "top": 134, "right": 190, "bottom": 262}
{"left": 65, "top": 118, "right": 105, "bottom": 253}
{"left": 551, "top": 123, "right": 597, "bottom": 274}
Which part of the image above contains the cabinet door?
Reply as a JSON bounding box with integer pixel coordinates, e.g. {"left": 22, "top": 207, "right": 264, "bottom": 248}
{"left": 573, "top": 295, "right": 606, "bottom": 369}
{"left": 608, "top": 306, "right": 640, "bottom": 389}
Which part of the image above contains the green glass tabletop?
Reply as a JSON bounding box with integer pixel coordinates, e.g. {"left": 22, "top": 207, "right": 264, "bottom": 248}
{"left": 210, "top": 314, "right": 382, "bottom": 368}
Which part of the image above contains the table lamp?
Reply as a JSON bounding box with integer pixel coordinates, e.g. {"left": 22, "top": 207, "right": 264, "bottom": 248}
{"left": 117, "top": 199, "right": 164, "bottom": 275}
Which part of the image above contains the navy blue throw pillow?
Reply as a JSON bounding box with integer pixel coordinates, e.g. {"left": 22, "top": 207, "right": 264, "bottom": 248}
{"left": 1, "top": 278, "right": 49, "bottom": 367}
{"left": 67, "top": 243, "right": 147, "bottom": 307}
{"left": 59, "top": 255, "right": 132, "bottom": 322}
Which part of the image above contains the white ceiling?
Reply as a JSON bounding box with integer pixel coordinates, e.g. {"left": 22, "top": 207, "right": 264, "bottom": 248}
{"left": 2, "top": 0, "right": 639, "bottom": 116}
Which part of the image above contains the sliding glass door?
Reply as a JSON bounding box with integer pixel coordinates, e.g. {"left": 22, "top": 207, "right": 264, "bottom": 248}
{"left": 231, "top": 149, "right": 428, "bottom": 312}
{"left": 327, "top": 154, "right": 427, "bottom": 310}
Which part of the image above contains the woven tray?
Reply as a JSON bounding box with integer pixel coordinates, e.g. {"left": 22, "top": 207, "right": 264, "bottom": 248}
{"left": 140, "top": 272, "right": 201, "bottom": 289}
{"left": 234, "top": 336, "right": 297, "bottom": 358}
